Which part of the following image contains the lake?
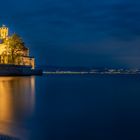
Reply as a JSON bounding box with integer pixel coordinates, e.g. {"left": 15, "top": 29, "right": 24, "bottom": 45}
{"left": 0, "top": 75, "right": 140, "bottom": 140}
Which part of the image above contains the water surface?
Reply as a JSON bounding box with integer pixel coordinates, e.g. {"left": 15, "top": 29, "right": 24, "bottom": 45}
{"left": 0, "top": 75, "right": 140, "bottom": 140}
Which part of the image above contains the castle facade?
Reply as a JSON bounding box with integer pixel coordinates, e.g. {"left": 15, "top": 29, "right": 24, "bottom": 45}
{"left": 0, "top": 25, "right": 35, "bottom": 69}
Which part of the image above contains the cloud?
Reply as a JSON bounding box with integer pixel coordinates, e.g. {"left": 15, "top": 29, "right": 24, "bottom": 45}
{"left": 1, "top": 0, "right": 140, "bottom": 66}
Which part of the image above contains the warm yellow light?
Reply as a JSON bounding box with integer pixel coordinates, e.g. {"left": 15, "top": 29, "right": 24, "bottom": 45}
{"left": 0, "top": 77, "right": 35, "bottom": 139}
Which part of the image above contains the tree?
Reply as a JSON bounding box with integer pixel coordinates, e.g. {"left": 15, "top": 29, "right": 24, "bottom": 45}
{"left": 4, "top": 33, "right": 28, "bottom": 63}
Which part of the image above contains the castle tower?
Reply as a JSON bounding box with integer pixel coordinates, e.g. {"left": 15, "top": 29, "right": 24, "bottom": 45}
{"left": 0, "top": 25, "right": 8, "bottom": 39}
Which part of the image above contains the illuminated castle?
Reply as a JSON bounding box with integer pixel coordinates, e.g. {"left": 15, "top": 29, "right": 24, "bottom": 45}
{"left": 0, "top": 25, "right": 35, "bottom": 69}
{"left": 0, "top": 25, "right": 8, "bottom": 39}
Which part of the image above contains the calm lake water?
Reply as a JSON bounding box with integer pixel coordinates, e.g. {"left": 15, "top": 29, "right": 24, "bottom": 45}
{"left": 0, "top": 75, "right": 140, "bottom": 140}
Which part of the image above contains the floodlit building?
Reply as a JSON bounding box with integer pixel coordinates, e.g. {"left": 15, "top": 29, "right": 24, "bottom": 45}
{"left": 0, "top": 25, "right": 35, "bottom": 69}
{"left": 0, "top": 25, "right": 8, "bottom": 39}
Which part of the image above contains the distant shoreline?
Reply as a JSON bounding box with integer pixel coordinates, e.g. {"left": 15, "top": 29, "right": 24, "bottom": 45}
{"left": 41, "top": 66, "right": 140, "bottom": 75}
{"left": 43, "top": 71, "right": 140, "bottom": 75}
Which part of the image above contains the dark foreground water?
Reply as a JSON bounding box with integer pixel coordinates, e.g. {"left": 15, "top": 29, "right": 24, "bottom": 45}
{"left": 0, "top": 75, "right": 140, "bottom": 140}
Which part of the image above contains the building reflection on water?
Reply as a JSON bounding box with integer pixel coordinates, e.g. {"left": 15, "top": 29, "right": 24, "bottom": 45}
{"left": 0, "top": 76, "right": 35, "bottom": 140}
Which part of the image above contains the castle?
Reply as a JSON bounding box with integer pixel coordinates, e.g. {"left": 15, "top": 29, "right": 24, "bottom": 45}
{"left": 0, "top": 25, "right": 35, "bottom": 69}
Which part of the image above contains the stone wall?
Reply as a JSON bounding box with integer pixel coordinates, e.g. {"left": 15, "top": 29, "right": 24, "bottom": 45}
{"left": 0, "top": 55, "right": 35, "bottom": 69}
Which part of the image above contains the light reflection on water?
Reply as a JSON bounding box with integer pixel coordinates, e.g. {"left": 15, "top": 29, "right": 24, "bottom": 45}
{"left": 0, "top": 76, "right": 35, "bottom": 140}
{"left": 0, "top": 75, "right": 140, "bottom": 140}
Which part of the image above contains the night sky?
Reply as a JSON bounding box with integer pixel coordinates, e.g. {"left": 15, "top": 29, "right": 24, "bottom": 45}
{"left": 1, "top": 0, "right": 140, "bottom": 67}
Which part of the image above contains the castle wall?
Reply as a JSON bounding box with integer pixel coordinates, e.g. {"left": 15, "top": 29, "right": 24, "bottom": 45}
{"left": 0, "top": 44, "right": 6, "bottom": 55}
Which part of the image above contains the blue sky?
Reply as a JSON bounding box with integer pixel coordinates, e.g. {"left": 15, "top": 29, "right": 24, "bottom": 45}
{"left": 1, "top": 0, "right": 140, "bottom": 67}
